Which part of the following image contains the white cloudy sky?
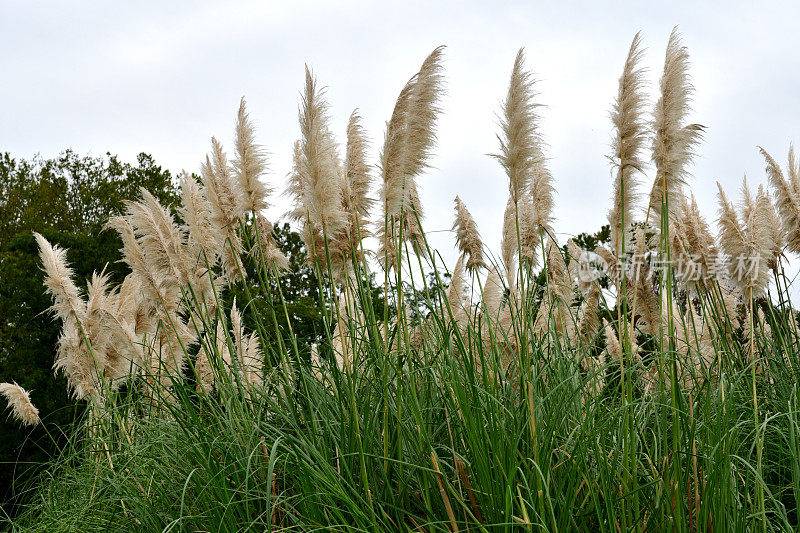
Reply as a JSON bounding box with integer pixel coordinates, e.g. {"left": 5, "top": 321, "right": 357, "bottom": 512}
{"left": 3, "top": 0, "right": 800, "bottom": 273}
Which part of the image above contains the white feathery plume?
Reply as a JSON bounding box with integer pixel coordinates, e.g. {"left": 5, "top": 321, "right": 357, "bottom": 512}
{"left": 716, "top": 181, "right": 771, "bottom": 298}
{"left": 500, "top": 195, "right": 518, "bottom": 291}
{"left": 290, "top": 67, "right": 347, "bottom": 234}
{"left": 608, "top": 32, "right": 647, "bottom": 255}
{"left": 202, "top": 138, "right": 245, "bottom": 282}
{"left": 677, "top": 195, "right": 717, "bottom": 288}
{"left": 344, "top": 109, "right": 374, "bottom": 229}
{"left": 760, "top": 146, "right": 800, "bottom": 254}
{"left": 494, "top": 48, "right": 554, "bottom": 261}
{"left": 603, "top": 320, "right": 623, "bottom": 362}
{"left": 446, "top": 255, "right": 468, "bottom": 331}
{"left": 378, "top": 46, "right": 444, "bottom": 268}
{"left": 252, "top": 215, "right": 289, "bottom": 271}
{"left": 233, "top": 97, "right": 270, "bottom": 215}
{"left": 757, "top": 184, "right": 784, "bottom": 270}
{"left": 84, "top": 271, "right": 129, "bottom": 386}
{"left": 35, "top": 233, "right": 104, "bottom": 400}
{"left": 482, "top": 266, "right": 504, "bottom": 321}
{"left": 125, "top": 188, "right": 189, "bottom": 288}
{"left": 594, "top": 245, "right": 621, "bottom": 288}
{"left": 106, "top": 216, "right": 180, "bottom": 312}
{"left": 534, "top": 238, "right": 572, "bottom": 335}
{"left": 517, "top": 195, "right": 541, "bottom": 269}
{"left": 529, "top": 146, "right": 555, "bottom": 238}
{"left": 34, "top": 233, "right": 86, "bottom": 324}
{"left": 180, "top": 171, "right": 221, "bottom": 266}
{"left": 287, "top": 68, "right": 350, "bottom": 275}
{"left": 648, "top": 28, "right": 703, "bottom": 225}
{"left": 495, "top": 48, "right": 538, "bottom": 204}
{"left": 0, "top": 383, "right": 40, "bottom": 426}
{"left": 452, "top": 196, "right": 485, "bottom": 271}
{"left": 241, "top": 333, "right": 265, "bottom": 387}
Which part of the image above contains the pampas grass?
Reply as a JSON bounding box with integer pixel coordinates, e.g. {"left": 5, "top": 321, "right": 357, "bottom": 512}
{"left": 608, "top": 32, "right": 647, "bottom": 255}
{"left": 1, "top": 383, "right": 40, "bottom": 427}
{"left": 648, "top": 28, "right": 703, "bottom": 225}
{"left": 233, "top": 97, "right": 271, "bottom": 216}
{"left": 378, "top": 46, "right": 444, "bottom": 268}
{"left": 10, "top": 31, "right": 800, "bottom": 532}
{"left": 760, "top": 145, "right": 800, "bottom": 254}
{"left": 452, "top": 195, "right": 485, "bottom": 271}
{"left": 495, "top": 48, "right": 539, "bottom": 204}
{"left": 716, "top": 180, "right": 772, "bottom": 297}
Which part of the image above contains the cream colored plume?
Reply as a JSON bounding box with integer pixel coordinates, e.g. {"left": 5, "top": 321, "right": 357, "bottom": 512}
{"left": 567, "top": 239, "right": 594, "bottom": 295}
{"left": 106, "top": 216, "right": 180, "bottom": 313}
{"left": 529, "top": 148, "right": 555, "bottom": 239}
{"left": 676, "top": 304, "right": 717, "bottom": 390}
{"left": 180, "top": 171, "right": 221, "bottom": 267}
{"left": 608, "top": 32, "right": 647, "bottom": 255}
{"left": 756, "top": 184, "right": 784, "bottom": 271}
{"left": 106, "top": 209, "right": 195, "bottom": 397}
{"left": 494, "top": 49, "right": 555, "bottom": 244}
{"left": 648, "top": 28, "right": 703, "bottom": 225}
{"left": 34, "top": 233, "right": 86, "bottom": 324}
{"left": 252, "top": 215, "right": 289, "bottom": 271}
{"left": 229, "top": 301, "right": 264, "bottom": 387}
{"left": 671, "top": 195, "right": 717, "bottom": 290}
{"left": 0, "top": 383, "right": 40, "bottom": 426}
{"left": 625, "top": 261, "right": 660, "bottom": 337}
{"left": 482, "top": 266, "right": 504, "bottom": 321}
{"left": 125, "top": 188, "right": 189, "bottom": 288}
{"left": 495, "top": 48, "right": 539, "bottom": 204}
{"left": 83, "top": 271, "right": 136, "bottom": 386}
{"left": 716, "top": 181, "right": 771, "bottom": 298}
{"left": 289, "top": 67, "right": 347, "bottom": 236}
{"left": 760, "top": 146, "right": 799, "bottom": 255}
{"left": 446, "top": 255, "right": 469, "bottom": 331}
{"left": 575, "top": 282, "right": 601, "bottom": 348}
{"left": 378, "top": 46, "right": 444, "bottom": 268}
{"left": 534, "top": 238, "right": 573, "bottom": 335}
{"left": 326, "top": 109, "right": 374, "bottom": 271}
{"left": 35, "top": 233, "right": 105, "bottom": 400}
{"left": 452, "top": 196, "right": 485, "bottom": 271}
{"left": 594, "top": 245, "right": 621, "bottom": 288}
{"left": 500, "top": 195, "right": 518, "bottom": 291}
{"left": 344, "top": 110, "right": 374, "bottom": 229}
{"left": 241, "top": 333, "right": 265, "bottom": 387}
{"left": 517, "top": 195, "right": 542, "bottom": 268}
{"left": 202, "top": 138, "right": 245, "bottom": 282}
{"left": 233, "top": 97, "right": 271, "bottom": 215}
{"left": 603, "top": 321, "right": 623, "bottom": 362}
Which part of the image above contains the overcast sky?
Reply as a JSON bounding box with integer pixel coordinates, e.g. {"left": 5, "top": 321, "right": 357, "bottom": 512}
{"left": 3, "top": 0, "right": 800, "bottom": 274}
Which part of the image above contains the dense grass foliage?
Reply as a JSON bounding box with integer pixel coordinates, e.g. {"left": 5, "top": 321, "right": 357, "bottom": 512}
{"left": 8, "top": 252, "right": 800, "bottom": 531}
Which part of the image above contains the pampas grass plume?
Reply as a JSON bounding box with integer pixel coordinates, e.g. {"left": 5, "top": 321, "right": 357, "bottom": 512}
{"left": 452, "top": 196, "right": 485, "bottom": 271}
{"left": 1, "top": 383, "right": 40, "bottom": 427}
{"left": 608, "top": 32, "right": 647, "bottom": 254}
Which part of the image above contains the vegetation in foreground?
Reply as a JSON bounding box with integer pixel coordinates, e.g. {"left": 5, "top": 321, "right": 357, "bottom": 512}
{"left": 4, "top": 29, "right": 800, "bottom": 531}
